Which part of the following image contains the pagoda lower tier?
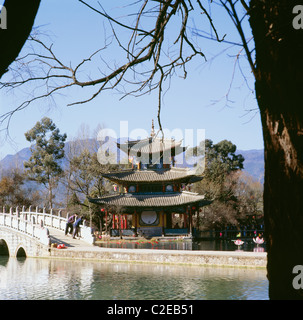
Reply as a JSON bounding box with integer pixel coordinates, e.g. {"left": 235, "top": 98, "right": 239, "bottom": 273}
{"left": 88, "top": 191, "right": 211, "bottom": 238}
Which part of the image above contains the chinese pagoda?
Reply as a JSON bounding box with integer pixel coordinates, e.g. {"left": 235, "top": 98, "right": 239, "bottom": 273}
{"left": 88, "top": 121, "right": 210, "bottom": 238}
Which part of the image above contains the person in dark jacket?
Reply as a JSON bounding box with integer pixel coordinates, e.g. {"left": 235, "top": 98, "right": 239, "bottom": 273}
{"left": 65, "top": 214, "right": 77, "bottom": 236}
{"left": 73, "top": 216, "right": 83, "bottom": 239}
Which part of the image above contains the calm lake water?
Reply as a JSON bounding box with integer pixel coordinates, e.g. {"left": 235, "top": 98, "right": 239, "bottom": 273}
{"left": 0, "top": 256, "right": 268, "bottom": 300}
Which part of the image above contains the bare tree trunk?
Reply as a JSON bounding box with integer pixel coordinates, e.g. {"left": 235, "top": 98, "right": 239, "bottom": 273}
{"left": 262, "top": 108, "right": 303, "bottom": 299}
{"left": 49, "top": 181, "right": 53, "bottom": 210}
{"left": 249, "top": 0, "right": 303, "bottom": 299}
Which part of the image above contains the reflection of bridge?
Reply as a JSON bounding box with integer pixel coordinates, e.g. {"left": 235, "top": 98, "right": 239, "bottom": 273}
{"left": 0, "top": 207, "right": 95, "bottom": 257}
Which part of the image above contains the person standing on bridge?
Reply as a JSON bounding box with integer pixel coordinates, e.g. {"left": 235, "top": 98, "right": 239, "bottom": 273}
{"left": 65, "top": 214, "right": 77, "bottom": 236}
{"left": 73, "top": 216, "right": 83, "bottom": 239}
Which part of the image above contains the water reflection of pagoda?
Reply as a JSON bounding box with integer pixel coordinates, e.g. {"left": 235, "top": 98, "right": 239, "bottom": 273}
{"left": 89, "top": 122, "right": 211, "bottom": 238}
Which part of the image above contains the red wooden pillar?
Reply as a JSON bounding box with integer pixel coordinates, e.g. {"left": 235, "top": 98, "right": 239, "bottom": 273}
{"left": 134, "top": 210, "right": 137, "bottom": 227}
{"left": 124, "top": 215, "right": 127, "bottom": 229}
{"left": 134, "top": 209, "right": 137, "bottom": 235}
{"left": 162, "top": 211, "right": 165, "bottom": 236}
{"left": 189, "top": 207, "right": 192, "bottom": 235}
{"left": 113, "top": 214, "right": 116, "bottom": 229}
{"left": 120, "top": 215, "right": 123, "bottom": 230}
{"left": 105, "top": 209, "right": 108, "bottom": 232}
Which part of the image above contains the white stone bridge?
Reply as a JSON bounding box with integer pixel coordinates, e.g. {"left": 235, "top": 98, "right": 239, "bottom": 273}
{"left": 0, "top": 206, "right": 95, "bottom": 258}
{"left": 0, "top": 206, "right": 267, "bottom": 268}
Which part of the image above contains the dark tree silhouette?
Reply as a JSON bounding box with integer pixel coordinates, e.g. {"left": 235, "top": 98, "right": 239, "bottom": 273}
{"left": 249, "top": 0, "right": 303, "bottom": 299}
{"left": 0, "top": 0, "right": 41, "bottom": 77}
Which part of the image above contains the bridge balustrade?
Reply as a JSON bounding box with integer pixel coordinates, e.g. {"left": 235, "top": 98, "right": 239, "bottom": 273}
{"left": 1, "top": 206, "right": 94, "bottom": 245}
{"left": 0, "top": 209, "right": 50, "bottom": 246}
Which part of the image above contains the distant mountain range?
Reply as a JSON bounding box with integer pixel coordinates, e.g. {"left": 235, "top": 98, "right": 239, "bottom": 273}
{"left": 237, "top": 149, "right": 264, "bottom": 183}
{"left": 0, "top": 139, "right": 264, "bottom": 183}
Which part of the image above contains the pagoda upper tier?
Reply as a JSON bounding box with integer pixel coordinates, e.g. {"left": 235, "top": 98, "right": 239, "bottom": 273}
{"left": 102, "top": 167, "right": 202, "bottom": 185}
{"left": 117, "top": 136, "right": 186, "bottom": 157}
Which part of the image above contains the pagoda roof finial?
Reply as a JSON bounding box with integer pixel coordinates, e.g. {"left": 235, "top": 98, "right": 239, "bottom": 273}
{"left": 151, "top": 119, "right": 155, "bottom": 137}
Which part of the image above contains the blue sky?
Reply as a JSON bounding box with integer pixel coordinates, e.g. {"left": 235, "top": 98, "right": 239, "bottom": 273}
{"left": 0, "top": 1, "right": 264, "bottom": 159}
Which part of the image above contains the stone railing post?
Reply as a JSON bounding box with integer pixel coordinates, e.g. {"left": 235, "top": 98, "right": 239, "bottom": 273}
{"left": 21, "top": 206, "right": 26, "bottom": 220}
{"left": 16, "top": 206, "right": 19, "bottom": 217}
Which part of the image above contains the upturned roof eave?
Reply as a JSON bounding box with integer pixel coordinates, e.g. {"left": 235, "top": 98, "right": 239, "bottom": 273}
{"left": 87, "top": 192, "right": 208, "bottom": 208}
{"left": 116, "top": 138, "right": 186, "bottom": 155}
{"left": 101, "top": 169, "right": 203, "bottom": 184}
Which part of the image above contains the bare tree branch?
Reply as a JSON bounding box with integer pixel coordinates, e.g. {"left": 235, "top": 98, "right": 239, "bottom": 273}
{"left": 0, "top": 0, "right": 233, "bottom": 134}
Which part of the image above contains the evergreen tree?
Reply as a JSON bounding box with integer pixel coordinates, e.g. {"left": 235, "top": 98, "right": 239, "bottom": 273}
{"left": 193, "top": 139, "right": 246, "bottom": 228}
{"left": 24, "top": 117, "right": 67, "bottom": 209}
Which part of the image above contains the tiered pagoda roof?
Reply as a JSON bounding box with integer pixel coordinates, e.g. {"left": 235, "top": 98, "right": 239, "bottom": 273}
{"left": 117, "top": 136, "right": 186, "bottom": 157}
{"left": 102, "top": 167, "right": 202, "bottom": 184}
{"left": 89, "top": 121, "right": 208, "bottom": 212}
{"left": 89, "top": 191, "right": 208, "bottom": 209}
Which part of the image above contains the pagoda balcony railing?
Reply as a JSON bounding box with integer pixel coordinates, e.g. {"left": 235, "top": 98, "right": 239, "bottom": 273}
{"left": 110, "top": 227, "right": 190, "bottom": 237}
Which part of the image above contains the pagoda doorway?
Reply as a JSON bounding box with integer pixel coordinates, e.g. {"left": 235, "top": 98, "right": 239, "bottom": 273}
{"left": 164, "top": 210, "right": 191, "bottom": 237}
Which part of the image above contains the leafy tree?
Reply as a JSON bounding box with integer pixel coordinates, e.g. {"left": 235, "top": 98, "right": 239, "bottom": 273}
{"left": 188, "top": 139, "right": 244, "bottom": 196}
{"left": 196, "top": 170, "right": 263, "bottom": 232}
{"left": 204, "top": 139, "right": 244, "bottom": 182}
{"left": 0, "top": 168, "right": 41, "bottom": 208}
{"left": 234, "top": 171, "right": 263, "bottom": 218}
{"left": 64, "top": 130, "right": 121, "bottom": 229}
{"left": 24, "top": 117, "right": 67, "bottom": 209}
{"left": 195, "top": 141, "right": 262, "bottom": 232}
{"left": 65, "top": 131, "right": 116, "bottom": 201}
{"left": 192, "top": 139, "right": 246, "bottom": 228}
{"left": 66, "top": 192, "right": 81, "bottom": 213}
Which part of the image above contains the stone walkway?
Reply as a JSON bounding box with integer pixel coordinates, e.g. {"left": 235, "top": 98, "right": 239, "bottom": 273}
{"left": 48, "top": 227, "right": 91, "bottom": 248}
{"left": 47, "top": 227, "right": 267, "bottom": 268}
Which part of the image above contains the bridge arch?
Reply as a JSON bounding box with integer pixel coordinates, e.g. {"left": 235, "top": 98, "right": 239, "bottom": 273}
{"left": 16, "top": 245, "right": 27, "bottom": 258}
{"left": 0, "top": 238, "right": 10, "bottom": 256}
